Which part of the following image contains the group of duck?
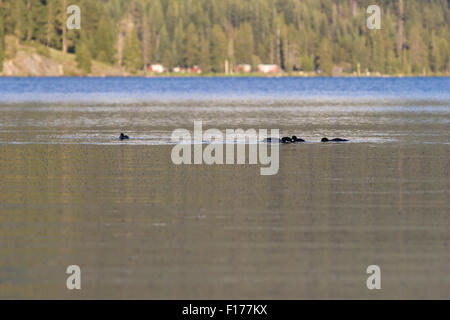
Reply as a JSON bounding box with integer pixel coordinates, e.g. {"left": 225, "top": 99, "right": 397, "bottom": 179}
{"left": 265, "top": 136, "right": 349, "bottom": 143}
{"left": 119, "top": 133, "right": 348, "bottom": 143}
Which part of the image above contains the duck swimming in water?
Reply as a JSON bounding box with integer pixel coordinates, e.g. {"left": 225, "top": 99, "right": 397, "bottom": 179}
{"left": 264, "top": 136, "right": 305, "bottom": 143}
{"left": 291, "top": 136, "right": 305, "bottom": 143}
{"left": 321, "top": 137, "right": 348, "bottom": 142}
{"left": 262, "top": 137, "right": 291, "bottom": 143}
{"left": 119, "top": 133, "right": 130, "bottom": 140}
{"left": 281, "top": 137, "right": 293, "bottom": 144}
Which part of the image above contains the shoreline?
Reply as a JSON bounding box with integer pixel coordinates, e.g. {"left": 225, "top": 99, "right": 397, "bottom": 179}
{"left": 1, "top": 74, "right": 449, "bottom": 78}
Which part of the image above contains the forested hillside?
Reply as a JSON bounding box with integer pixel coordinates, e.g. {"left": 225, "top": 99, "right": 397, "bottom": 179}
{"left": 0, "top": 0, "right": 449, "bottom": 75}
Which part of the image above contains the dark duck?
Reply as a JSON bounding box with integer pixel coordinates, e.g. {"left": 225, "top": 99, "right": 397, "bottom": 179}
{"left": 264, "top": 136, "right": 306, "bottom": 143}
{"left": 282, "top": 136, "right": 306, "bottom": 143}
{"left": 119, "top": 133, "right": 130, "bottom": 140}
{"left": 291, "top": 136, "right": 305, "bottom": 143}
{"left": 321, "top": 137, "right": 349, "bottom": 142}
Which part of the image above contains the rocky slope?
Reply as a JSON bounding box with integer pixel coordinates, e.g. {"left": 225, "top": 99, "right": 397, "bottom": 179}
{"left": 1, "top": 38, "right": 128, "bottom": 77}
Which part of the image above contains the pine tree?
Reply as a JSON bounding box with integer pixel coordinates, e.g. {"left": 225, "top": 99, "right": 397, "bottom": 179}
{"left": 300, "top": 54, "right": 314, "bottom": 72}
{"left": 235, "top": 22, "right": 254, "bottom": 64}
{"left": 210, "top": 24, "right": 227, "bottom": 72}
{"left": 149, "top": 0, "right": 164, "bottom": 33}
{"left": 12, "top": 0, "right": 27, "bottom": 42}
{"left": 0, "top": 10, "right": 4, "bottom": 72}
{"left": 76, "top": 32, "right": 92, "bottom": 74}
{"left": 62, "top": 0, "right": 67, "bottom": 53}
{"left": 141, "top": 3, "right": 151, "bottom": 69}
{"left": 148, "top": 0, "right": 164, "bottom": 62}
{"left": 370, "top": 31, "right": 385, "bottom": 73}
{"left": 182, "top": 23, "right": 199, "bottom": 67}
{"left": 198, "top": 34, "right": 211, "bottom": 73}
{"left": 95, "top": 17, "right": 115, "bottom": 65}
{"left": 317, "top": 38, "right": 333, "bottom": 75}
{"left": 172, "top": 20, "right": 184, "bottom": 67}
{"left": 123, "top": 29, "right": 143, "bottom": 73}
{"left": 436, "top": 38, "right": 449, "bottom": 73}
{"left": 159, "top": 25, "right": 172, "bottom": 69}
{"left": 45, "top": 0, "right": 58, "bottom": 47}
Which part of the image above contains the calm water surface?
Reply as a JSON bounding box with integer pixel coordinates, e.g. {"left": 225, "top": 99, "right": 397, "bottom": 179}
{"left": 0, "top": 77, "right": 449, "bottom": 299}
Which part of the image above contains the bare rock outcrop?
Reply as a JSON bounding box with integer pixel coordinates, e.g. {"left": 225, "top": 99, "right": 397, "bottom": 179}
{"left": 2, "top": 51, "right": 64, "bottom": 76}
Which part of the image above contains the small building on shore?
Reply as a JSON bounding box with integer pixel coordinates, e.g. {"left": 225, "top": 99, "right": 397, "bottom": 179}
{"left": 236, "top": 64, "right": 252, "bottom": 73}
{"left": 190, "top": 66, "right": 202, "bottom": 74}
{"left": 257, "top": 64, "right": 279, "bottom": 73}
{"left": 172, "top": 66, "right": 202, "bottom": 74}
{"left": 148, "top": 64, "right": 165, "bottom": 73}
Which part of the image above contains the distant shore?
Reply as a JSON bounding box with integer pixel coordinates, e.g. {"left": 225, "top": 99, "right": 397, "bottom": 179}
{"left": 2, "top": 39, "right": 449, "bottom": 78}
{"left": 2, "top": 73, "right": 449, "bottom": 78}
{"left": 140, "top": 73, "right": 450, "bottom": 78}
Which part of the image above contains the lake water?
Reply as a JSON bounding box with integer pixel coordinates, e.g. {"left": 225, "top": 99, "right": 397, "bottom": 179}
{"left": 0, "top": 77, "right": 449, "bottom": 299}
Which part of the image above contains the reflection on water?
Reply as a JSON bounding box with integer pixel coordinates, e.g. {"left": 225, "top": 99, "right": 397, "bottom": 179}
{"left": 0, "top": 144, "right": 448, "bottom": 299}
{"left": 0, "top": 78, "right": 449, "bottom": 299}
